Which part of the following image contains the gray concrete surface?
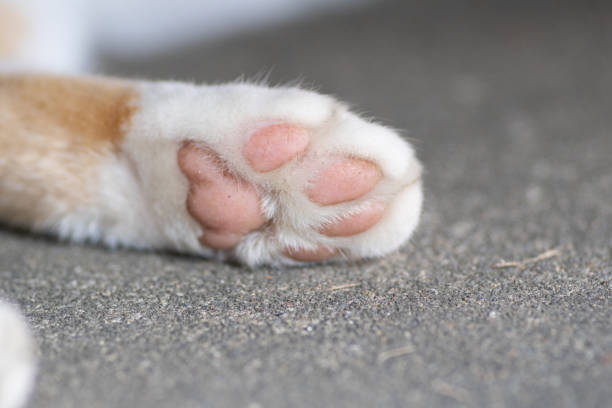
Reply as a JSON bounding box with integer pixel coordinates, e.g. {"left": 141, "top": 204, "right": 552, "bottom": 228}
{"left": 1, "top": 1, "right": 611, "bottom": 407}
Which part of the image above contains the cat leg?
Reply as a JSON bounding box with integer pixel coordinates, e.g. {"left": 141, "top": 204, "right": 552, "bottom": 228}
{"left": 0, "top": 74, "right": 422, "bottom": 266}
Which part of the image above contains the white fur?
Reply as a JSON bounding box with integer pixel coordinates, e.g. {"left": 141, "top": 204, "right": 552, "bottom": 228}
{"left": 69, "top": 81, "right": 423, "bottom": 266}
{"left": 0, "top": 301, "right": 36, "bottom": 408}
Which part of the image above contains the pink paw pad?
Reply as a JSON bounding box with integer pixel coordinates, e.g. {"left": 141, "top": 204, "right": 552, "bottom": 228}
{"left": 243, "top": 123, "right": 309, "bottom": 172}
{"left": 307, "top": 158, "right": 382, "bottom": 206}
{"left": 319, "top": 201, "right": 385, "bottom": 237}
{"left": 285, "top": 246, "right": 338, "bottom": 262}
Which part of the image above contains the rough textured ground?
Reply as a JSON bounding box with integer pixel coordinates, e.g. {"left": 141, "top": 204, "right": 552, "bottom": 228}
{"left": 1, "top": 1, "right": 611, "bottom": 407}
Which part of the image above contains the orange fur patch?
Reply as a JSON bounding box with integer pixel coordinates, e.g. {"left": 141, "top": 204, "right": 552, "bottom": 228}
{"left": 2, "top": 74, "right": 137, "bottom": 148}
{"left": 0, "top": 74, "right": 138, "bottom": 228}
{"left": 0, "top": 2, "right": 27, "bottom": 57}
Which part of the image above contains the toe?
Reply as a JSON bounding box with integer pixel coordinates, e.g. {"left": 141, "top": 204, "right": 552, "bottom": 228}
{"left": 285, "top": 246, "right": 338, "bottom": 262}
{"left": 307, "top": 158, "right": 382, "bottom": 205}
{"left": 319, "top": 201, "right": 385, "bottom": 237}
{"left": 178, "top": 143, "right": 266, "bottom": 250}
{"left": 186, "top": 178, "right": 265, "bottom": 241}
{"left": 177, "top": 142, "right": 221, "bottom": 184}
{"left": 198, "top": 230, "right": 243, "bottom": 250}
{"left": 243, "top": 123, "right": 309, "bottom": 172}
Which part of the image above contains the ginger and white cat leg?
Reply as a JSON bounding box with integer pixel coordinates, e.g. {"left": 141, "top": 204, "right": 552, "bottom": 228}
{"left": 0, "top": 74, "right": 422, "bottom": 266}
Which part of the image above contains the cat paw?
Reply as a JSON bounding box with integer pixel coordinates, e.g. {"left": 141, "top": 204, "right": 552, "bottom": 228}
{"left": 122, "top": 83, "right": 423, "bottom": 266}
